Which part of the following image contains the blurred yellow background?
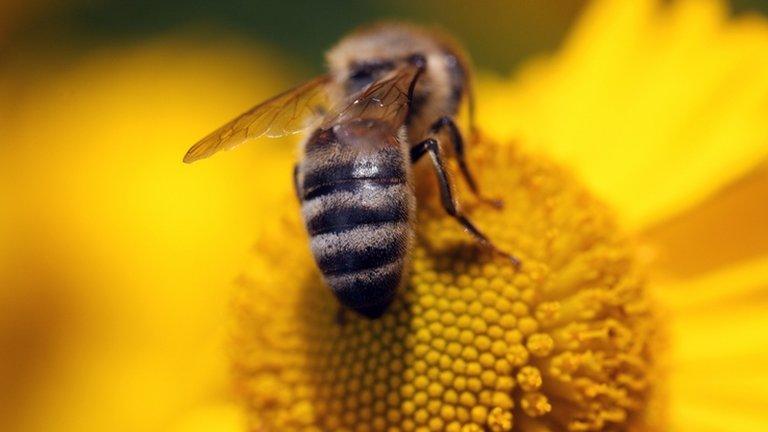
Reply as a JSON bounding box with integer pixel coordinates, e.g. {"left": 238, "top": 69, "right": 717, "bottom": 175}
{"left": 2, "top": 0, "right": 768, "bottom": 431}
{"left": 0, "top": 38, "right": 294, "bottom": 431}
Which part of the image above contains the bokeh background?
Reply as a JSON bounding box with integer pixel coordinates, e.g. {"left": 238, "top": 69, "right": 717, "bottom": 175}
{"left": 2, "top": 1, "right": 768, "bottom": 432}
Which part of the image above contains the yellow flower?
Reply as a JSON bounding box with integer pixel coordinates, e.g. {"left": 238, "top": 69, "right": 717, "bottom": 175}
{"left": 479, "top": 0, "right": 768, "bottom": 230}
{"left": 234, "top": 138, "right": 663, "bottom": 431}
{"left": 230, "top": 0, "right": 768, "bottom": 431}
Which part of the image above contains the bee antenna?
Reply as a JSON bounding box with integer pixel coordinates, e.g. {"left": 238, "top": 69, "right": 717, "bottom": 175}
{"left": 405, "top": 62, "right": 426, "bottom": 122}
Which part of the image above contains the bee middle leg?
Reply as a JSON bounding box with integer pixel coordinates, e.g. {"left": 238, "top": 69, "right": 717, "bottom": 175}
{"left": 411, "top": 138, "right": 520, "bottom": 267}
{"left": 429, "top": 116, "right": 502, "bottom": 209}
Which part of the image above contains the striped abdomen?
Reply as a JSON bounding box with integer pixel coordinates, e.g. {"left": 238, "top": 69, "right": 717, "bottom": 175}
{"left": 297, "top": 120, "right": 414, "bottom": 318}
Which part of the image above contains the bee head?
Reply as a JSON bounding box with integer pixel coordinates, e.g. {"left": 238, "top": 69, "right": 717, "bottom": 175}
{"left": 327, "top": 23, "right": 439, "bottom": 95}
{"left": 326, "top": 22, "right": 471, "bottom": 140}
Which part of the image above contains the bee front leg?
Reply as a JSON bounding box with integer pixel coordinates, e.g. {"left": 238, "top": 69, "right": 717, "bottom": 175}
{"left": 428, "top": 116, "right": 502, "bottom": 209}
{"left": 411, "top": 139, "right": 520, "bottom": 267}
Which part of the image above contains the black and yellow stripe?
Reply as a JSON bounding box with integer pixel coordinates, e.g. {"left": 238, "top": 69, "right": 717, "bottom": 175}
{"left": 297, "top": 121, "right": 413, "bottom": 318}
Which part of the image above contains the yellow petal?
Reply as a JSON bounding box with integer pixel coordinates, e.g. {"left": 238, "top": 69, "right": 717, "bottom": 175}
{"left": 643, "top": 164, "right": 768, "bottom": 278}
{"left": 655, "top": 256, "right": 768, "bottom": 431}
{"left": 479, "top": 0, "right": 768, "bottom": 230}
{"left": 656, "top": 256, "right": 768, "bottom": 313}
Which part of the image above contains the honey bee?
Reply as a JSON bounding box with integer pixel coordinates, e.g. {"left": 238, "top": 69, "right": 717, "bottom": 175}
{"left": 184, "top": 23, "right": 518, "bottom": 318}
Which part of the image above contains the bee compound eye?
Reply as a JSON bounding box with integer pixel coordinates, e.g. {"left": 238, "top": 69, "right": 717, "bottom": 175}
{"left": 407, "top": 54, "right": 427, "bottom": 69}
{"left": 348, "top": 66, "right": 377, "bottom": 93}
{"left": 350, "top": 68, "right": 373, "bottom": 81}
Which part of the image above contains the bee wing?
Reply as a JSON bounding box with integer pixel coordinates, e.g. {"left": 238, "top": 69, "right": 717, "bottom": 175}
{"left": 324, "top": 63, "right": 421, "bottom": 129}
{"left": 183, "top": 75, "right": 331, "bottom": 163}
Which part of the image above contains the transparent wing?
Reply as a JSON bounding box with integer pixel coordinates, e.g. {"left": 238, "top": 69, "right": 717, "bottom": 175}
{"left": 183, "top": 75, "right": 331, "bottom": 163}
{"left": 323, "top": 63, "right": 422, "bottom": 129}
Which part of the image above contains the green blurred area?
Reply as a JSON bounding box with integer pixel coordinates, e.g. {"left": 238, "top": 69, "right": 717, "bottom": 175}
{"left": 5, "top": 0, "right": 768, "bottom": 73}
{"left": 3, "top": 0, "right": 587, "bottom": 73}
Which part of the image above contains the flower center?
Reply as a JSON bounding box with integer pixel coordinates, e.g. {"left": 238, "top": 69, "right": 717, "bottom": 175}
{"left": 233, "top": 139, "right": 660, "bottom": 431}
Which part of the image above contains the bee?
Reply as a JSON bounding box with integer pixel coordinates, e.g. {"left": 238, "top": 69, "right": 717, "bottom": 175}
{"left": 184, "top": 23, "right": 518, "bottom": 318}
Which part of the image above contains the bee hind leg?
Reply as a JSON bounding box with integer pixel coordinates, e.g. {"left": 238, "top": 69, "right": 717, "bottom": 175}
{"left": 292, "top": 164, "right": 302, "bottom": 200}
{"left": 428, "top": 116, "right": 503, "bottom": 209}
{"left": 411, "top": 138, "right": 520, "bottom": 268}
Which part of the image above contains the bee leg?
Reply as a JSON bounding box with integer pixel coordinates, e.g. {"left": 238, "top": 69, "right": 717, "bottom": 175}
{"left": 411, "top": 138, "right": 521, "bottom": 268}
{"left": 467, "top": 81, "right": 479, "bottom": 139}
{"left": 292, "top": 164, "right": 302, "bottom": 200}
{"left": 429, "top": 116, "right": 503, "bottom": 209}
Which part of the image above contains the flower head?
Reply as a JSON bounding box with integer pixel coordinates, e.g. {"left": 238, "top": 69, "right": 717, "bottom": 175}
{"left": 5, "top": 0, "right": 767, "bottom": 431}
{"left": 232, "top": 139, "right": 662, "bottom": 431}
